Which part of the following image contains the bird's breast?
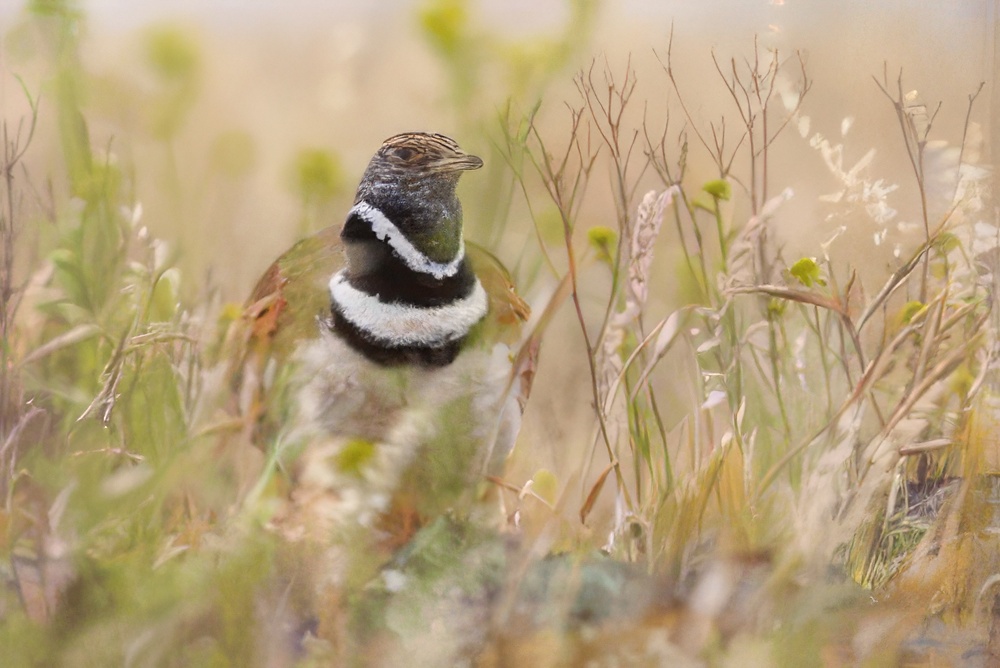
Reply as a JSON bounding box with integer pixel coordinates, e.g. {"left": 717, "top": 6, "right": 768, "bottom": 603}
{"left": 278, "top": 329, "right": 518, "bottom": 543}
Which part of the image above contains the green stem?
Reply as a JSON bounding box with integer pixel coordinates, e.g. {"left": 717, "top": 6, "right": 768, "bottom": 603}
{"left": 713, "top": 196, "right": 728, "bottom": 261}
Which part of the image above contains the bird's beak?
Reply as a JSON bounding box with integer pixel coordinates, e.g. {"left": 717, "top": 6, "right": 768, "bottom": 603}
{"left": 435, "top": 151, "right": 484, "bottom": 172}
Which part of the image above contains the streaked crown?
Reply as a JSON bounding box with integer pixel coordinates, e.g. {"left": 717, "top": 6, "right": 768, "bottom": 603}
{"left": 372, "top": 132, "right": 484, "bottom": 175}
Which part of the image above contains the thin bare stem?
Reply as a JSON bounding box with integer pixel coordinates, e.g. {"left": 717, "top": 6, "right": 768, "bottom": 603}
{"left": 873, "top": 66, "right": 941, "bottom": 301}
{"left": 522, "top": 104, "right": 635, "bottom": 512}
{"left": 952, "top": 81, "right": 985, "bottom": 205}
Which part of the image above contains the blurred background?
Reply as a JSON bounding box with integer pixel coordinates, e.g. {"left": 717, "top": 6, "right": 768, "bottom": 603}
{"left": 1, "top": 2, "right": 998, "bottom": 662}
{"left": 2, "top": 0, "right": 994, "bottom": 492}
{"left": 0, "top": 0, "right": 1000, "bottom": 528}
{"left": 2, "top": 0, "right": 993, "bottom": 286}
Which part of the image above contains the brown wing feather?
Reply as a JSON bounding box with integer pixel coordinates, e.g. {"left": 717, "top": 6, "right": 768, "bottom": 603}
{"left": 223, "top": 226, "right": 343, "bottom": 435}
{"left": 245, "top": 226, "right": 344, "bottom": 359}
{"left": 466, "top": 243, "right": 539, "bottom": 417}
{"left": 466, "top": 243, "right": 530, "bottom": 345}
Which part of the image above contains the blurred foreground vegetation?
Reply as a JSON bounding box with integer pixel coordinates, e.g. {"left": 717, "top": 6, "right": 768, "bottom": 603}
{"left": 2, "top": 1, "right": 999, "bottom": 666}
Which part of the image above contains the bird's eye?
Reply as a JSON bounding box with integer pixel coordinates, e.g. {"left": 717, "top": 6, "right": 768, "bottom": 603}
{"left": 393, "top": 147, "right": 416, "bottom": 161}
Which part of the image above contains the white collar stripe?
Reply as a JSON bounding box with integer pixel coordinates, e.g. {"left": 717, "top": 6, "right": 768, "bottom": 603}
{"left": 330, "top": 272, "right": 487, "bottom": 347}
{"left": 351, "top": 202, "right": 464, "bottom": 280}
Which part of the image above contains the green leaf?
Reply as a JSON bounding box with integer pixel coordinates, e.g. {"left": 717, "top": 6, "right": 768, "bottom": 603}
{"left": 143, "top": 25, "right": 202, "bottom": 139}
{"left": 291, "top": 148, "right": 344, "bottom": 204}
{"left": 121, "top": 351, "right": 186, "bottom": 461}
{"left": 50, "top": 247, "right": 89, "bottom": 308}
{"left": 933, "top": 231, "right": 961, "bottom": 254}
{"left": 530, "top": 469, "right": 559, "bottom": 506}
{"left": 149, "top": 268, "right": 181, "bottom": 322}
{"left": 691, "top": 195, "right": 714, "bottom": 212}
{"left": 587, "top": 225, "right": 616, "bottom": 264}
{"left": 702, "top": 178, "right": 731, "bottom": 201}
{"left": 336, "top": 438, "right": 376, "bottom": 477}
{"left": 898, "top": 300, "right": 925, "bottom": 325}
{"left": 144, "top": 25, "right": 200, "bottom": 83}
{"left": 950, "top": 361, "right": 975, "bottom": 398}
{"left": 418, "top": 0, "right": 468, "bottom": 56}
{"left": 535, "top": 206, "right": 566, "bottom": 246}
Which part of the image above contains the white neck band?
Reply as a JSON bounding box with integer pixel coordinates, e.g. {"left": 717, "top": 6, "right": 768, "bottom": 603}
{"left": 329, "top": 271, "right": 488, "bottom": 347}
{"left": 350, "top": 201, "right": 465, "bottom": 280}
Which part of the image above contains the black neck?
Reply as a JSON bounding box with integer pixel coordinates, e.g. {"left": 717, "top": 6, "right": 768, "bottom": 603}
{"left": 339, "top": 209, "right": 477, "bottom": 307}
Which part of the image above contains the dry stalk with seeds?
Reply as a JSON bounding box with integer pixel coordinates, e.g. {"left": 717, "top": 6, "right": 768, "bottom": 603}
{"left": 505, "top": 35, "right": 992, "bottom": 611}
{"left": 1, "top": 81, "right": 40, "bottom": 492}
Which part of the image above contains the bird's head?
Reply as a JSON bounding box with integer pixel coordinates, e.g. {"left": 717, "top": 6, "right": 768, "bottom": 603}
{"left": 344, "top": 133, "right": 483, "bottom": 271}
{"left": 364, "top": 133, "right": 484, "bottom": 182}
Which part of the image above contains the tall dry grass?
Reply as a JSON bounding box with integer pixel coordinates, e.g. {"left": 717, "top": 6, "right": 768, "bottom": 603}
{"left": 1, "top": 1, "right": 997, "bottom": 665}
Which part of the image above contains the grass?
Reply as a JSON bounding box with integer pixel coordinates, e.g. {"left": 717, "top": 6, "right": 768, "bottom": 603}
{"left": 2, "top": 1, "right": 998, "bottom": 665}
{"left": 496, "top": 26, "right": 996, "bottom": 664}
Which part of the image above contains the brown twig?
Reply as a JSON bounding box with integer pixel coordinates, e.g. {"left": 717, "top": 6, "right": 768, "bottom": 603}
{"left": 873, "top": 66, "right": 942, "bottom": 301}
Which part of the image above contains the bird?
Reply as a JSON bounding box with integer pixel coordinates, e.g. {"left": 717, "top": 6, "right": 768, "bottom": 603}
{"left": 226, "top": 132, "right": 534, "bottom": 568}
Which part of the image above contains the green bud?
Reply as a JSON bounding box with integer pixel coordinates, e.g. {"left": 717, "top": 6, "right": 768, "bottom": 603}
{"left": 898, "top": 300, "right": 925, "bottom": 325}
{"left": 335, "top": 438, "right": 376, "bottom": 477}
{"left": 702, "top": 178, "right": 731, "bottom": 201}
{"left": 789, "top": 257, "right": 825, "bottom": 287}
{"left": 587, "top": 225, "right": 617, "bottom": 264}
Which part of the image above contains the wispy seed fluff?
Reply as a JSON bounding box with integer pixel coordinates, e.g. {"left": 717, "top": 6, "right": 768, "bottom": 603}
{"left": 599, "top": 187, "right": 678, "bottom": 400}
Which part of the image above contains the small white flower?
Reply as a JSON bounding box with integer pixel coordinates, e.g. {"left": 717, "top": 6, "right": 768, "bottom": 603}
{"left": 702, "top": 390, "right": 727, "bottom": 410}
{"left": 797, "top": 116, "right": 811, "bottom": 138}
{"left": 153, "top": 239, "right": 171, "bottom": 271}
{"left": 382, "top": 569, "right": 407, "bottom": 593}
{"left": 121, "top": 202, "right": 144, "bottom": 227}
